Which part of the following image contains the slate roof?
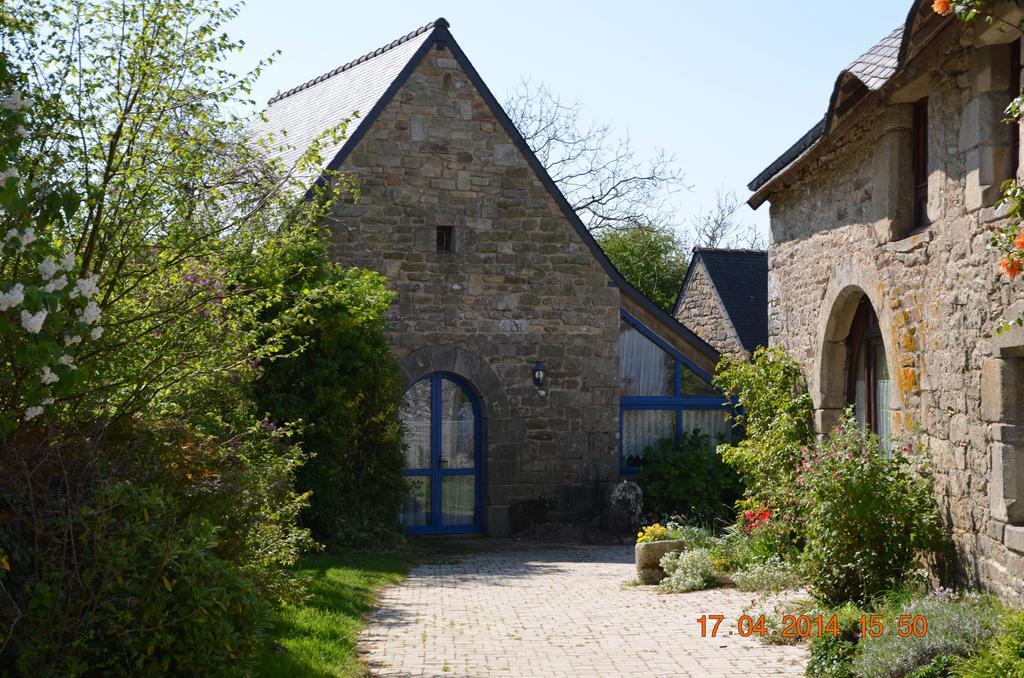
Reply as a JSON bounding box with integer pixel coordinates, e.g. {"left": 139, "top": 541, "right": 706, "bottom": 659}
{"left": 250, "top": 19, "right": 443, "bottom": 179}
{"left": 251, "top": 18, "right": 722, "bottom": 362}
{"left": 674, "top": 249, "right": 768, "bottom": 354}
{"left": 747, "top": 26, "right": 904, "bottom": 200}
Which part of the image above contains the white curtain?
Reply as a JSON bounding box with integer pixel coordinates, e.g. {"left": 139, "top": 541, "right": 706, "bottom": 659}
{"left": 683, "top": 409, "right": 733, "bottom": 446}
{"left": 622, "top": 410, "right": 675, "bottom": 463}
{"left": 619, "top": 322, "right": 673, "bottom": 396}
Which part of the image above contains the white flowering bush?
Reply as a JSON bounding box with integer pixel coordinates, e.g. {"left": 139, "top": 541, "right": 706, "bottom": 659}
{"left": 0, "top": 79, "right": 94, "bottom": 432}
{"left": 732, "top": 555, "right": 803, "bottom": 594}
{"left": 659, "top": 547, "right": 715, "bottom": 593}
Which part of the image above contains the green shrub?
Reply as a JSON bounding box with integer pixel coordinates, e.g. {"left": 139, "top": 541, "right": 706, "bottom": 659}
{"left": 663, "top": 522, "right": 715, "bottom": 549}
{"left": 639, "top": 429, "right": 741, "bottom": 523}
{"left": 14, "top": 481, "right": 269, "bottom": 675}
{"left": 714, "top": 347, "right": 814, "bottom": 528}
{"left": 851, "top": 590, "right": 1001, "bottom": 677}
{"left": 955, "top": 606, "right": 1024, "bottom": 677}
{"left": 805, "top": 603, "right": 865, "bottom": 677}
{"left": 256, "top": 264, "right": 407, "bottom": 548}
{"left": 659, "top": 548, "right": 715, "bottom": 593}
{"left": 799, "top": 415, "right": 943, "bottom": 605}
{"left": 733, "top": 555, "right": 802, "bottom": 593}
{"left": 907, "top": 654, "right": 958, "bottom": 678}
{"left": 708, "top": 523, "right": 791, "bottom": 574}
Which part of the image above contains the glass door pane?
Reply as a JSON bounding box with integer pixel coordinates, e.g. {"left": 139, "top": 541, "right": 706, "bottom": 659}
{"left": 401, "top": 476, "right": 430, "bottom": 527}
{"left": 874, "top": 344, "right": 891, "bottom": 455}
{"left": 441, "top": 476, "right": 475, "bottom": 526}
{"left": 400, "top": 379, "right": 431, "bottom": 469}
{"left": 440, "top": 378, "right": 475, "bottom": 469}
{"left": 621, "top": 409, "right": 676, "bottom": 468}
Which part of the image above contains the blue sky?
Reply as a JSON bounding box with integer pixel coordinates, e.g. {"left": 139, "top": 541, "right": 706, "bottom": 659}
{"left": 227, "top": 1, "right": 913, "bottom": 243}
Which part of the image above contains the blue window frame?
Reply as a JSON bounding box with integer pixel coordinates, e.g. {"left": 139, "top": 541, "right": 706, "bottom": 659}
{"left": 619, "top": 311, "right": 731, "bottom": 474}
{"left": 399, "top": 372, "right": 483, "bottom": 535}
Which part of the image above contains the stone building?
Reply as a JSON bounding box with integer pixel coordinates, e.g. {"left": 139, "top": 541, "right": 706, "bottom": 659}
{"left": 254, "top": 19, "right": 732, "bottom": 537}
{"left": 673, "top": 248, "right": 768, "bottom": 358}
{"left": 748, "top": 0, "right": 1024, "bottom": 598}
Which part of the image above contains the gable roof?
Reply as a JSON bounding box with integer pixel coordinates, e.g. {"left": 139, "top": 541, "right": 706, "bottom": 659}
{"left": 254, "top": 18, "right": 720, "bottom": 363}
{"left": 672, "top": 249, "right": 768, "bottom": 354}
{"left": 746, "top": 1, "right": 956, "bottom": 208}
{"left": 746, "top": 26, "right": 903, "bottom": 205}
{"left": 251, "top": 19, "right": 441, "bottom": 180}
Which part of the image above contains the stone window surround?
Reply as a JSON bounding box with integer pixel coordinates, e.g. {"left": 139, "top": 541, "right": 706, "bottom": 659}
{"left": 873, "top": 41, "right": 1022, "bottom": 245}
{"left": 812, "top": 262, "right": 904, "bottom": 436}
{"left": 985, "top": 311, "right": 1024, "bottom": 551}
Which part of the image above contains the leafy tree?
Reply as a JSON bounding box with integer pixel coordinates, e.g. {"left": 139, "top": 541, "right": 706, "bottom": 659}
{"left": 0, "top": 0, "right": 400, "bottom": 670}
{"left": 254, "top": 254, "right": 407, "bottom": 548}
{"left": 596, "top": 224, "right": 688, "bottom": 311}
{"left": 713, "top": 346, "right": 814, "bottom": 526}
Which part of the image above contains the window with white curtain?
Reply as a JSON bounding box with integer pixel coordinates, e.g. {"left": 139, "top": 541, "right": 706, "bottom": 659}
{"left": 618, "top": 312, "right": 731, "bottom": 472}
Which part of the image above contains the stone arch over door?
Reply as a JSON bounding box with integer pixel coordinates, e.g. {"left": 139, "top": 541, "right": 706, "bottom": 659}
{"left": 813, "top": 260, "right": 904, "bottom": 435}
{"left": 398, "top": 344, "right": 520, "bottom": 536}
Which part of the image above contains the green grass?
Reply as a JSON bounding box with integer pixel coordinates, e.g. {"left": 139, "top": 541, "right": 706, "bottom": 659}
{"left": 256, "top": 549, "right": 414, "bottom": 677}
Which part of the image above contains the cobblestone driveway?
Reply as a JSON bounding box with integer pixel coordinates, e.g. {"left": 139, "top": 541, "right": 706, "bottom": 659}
{"left": 360, "top": 542, "right": 808, "bottom": 677}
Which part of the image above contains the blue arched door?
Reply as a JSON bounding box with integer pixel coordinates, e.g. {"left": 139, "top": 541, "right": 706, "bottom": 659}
{"left": 399, "top": 373, "right": 482, "bottom": 534}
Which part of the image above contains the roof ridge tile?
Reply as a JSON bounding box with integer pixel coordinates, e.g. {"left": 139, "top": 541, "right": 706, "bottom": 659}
{"left": 267, "top": 17, "right": 447, "bottom": 105}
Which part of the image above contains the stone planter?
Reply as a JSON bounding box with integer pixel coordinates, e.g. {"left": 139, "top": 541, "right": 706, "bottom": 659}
{"left": 635, "top": 539, "right": 686, "bottom": 584}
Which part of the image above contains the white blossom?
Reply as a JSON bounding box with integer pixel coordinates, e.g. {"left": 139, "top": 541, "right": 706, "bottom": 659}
{"left": 71, "top": 274, "right": 99, "bottom": 300}
{"left": 58, "top": 354, "right": 76, "bottom": 369}
{"left": 37, "top": 257, "right": 58, "bottom": 281}
{"left": 20, "top": 308, "right": 46, "bottom": 333}
{"left": 0, "top": 167, "right": 18, "bottom": 183}
{"left": 44, "top": 275, "right": 68, "bottom": 293}
{"left": 17, "top": 227, "right": 35, "bottom": 249}
{"left": 63, "top": 333, "right": 82, "bottom": 346}
{"left": 1, "top": 91, "right": 32, "bottom": 111}
{"left": 40, "top": 366, "right": 58, "bottom": 384}
{"left": 78, "top": 300, "right": 101, "bottom": 325}
{"left": 5, "top": 228, "right": 17, "bottom": 242}
{"left": 90, "top": 325, "right": 104, "bottom": 340}
{"left": 41, "top": 397, "right": 54, "bottom": 406}
{"left": 61, "top": 253, "right": 76, "bottom": 271}
{"left": 0, "top": 283, "right": 25, "bottom": 311}
{"left": 23, "top": 406, "right": 43, "bottom": 421}
{"left": 14, "top": 126, "right": 27, "bottom": 138}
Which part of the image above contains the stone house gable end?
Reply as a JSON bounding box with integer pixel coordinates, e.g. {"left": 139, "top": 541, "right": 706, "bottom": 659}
{"left": 254, "top": 18, "right": 723, "bottom": 538}
{"left": 674, "top": 259, "right": 745, "bottom": 357}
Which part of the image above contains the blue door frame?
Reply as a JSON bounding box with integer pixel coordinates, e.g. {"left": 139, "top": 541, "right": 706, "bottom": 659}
{"left": 402, "top": 372, "right": 483, "bottom": 535}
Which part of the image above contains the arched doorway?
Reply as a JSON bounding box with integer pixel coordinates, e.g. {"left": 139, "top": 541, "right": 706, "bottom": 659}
{"left": 399, "top": 372, "right": 482, "bottom": 534}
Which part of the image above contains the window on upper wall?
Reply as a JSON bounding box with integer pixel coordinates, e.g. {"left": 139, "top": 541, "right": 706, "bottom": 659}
{"left": 436, "top": 226, "right": 453, "bottom": 252}
{"left": 618, "top": 313, "right": 730, "bottom": 472}
{"left": 911, "top": 97, "right": 929, "bottom": 231}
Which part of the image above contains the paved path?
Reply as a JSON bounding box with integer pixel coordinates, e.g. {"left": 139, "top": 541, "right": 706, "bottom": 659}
{"left": 360, "top": 542, "right": 808, "bottom": 677}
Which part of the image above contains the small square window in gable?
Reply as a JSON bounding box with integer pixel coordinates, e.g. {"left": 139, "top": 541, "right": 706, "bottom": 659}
{"left": 436, "top": 225, "right": 453, "bottom": 253}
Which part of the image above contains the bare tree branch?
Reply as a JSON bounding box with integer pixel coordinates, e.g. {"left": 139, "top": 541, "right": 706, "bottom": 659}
{"left": 689, "top": 189, "right": 765, "bottom": 250}
{"left": 504, "top": 79, "right": 688, "bottom": 232}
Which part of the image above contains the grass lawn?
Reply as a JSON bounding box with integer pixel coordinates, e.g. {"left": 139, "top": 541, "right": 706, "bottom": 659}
{"left": 256, "top": 548, "right": 415, "bottom": 677}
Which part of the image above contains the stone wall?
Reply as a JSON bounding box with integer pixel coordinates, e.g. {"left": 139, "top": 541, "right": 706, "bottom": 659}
{"left": 322, "top": 44, "right": 622, "bottom": 536}
{"left": 674, "top": 260, "right": 746, "bottom": 357}
{"left": 765, "top": 33, "right": 1024, "bottom": 598}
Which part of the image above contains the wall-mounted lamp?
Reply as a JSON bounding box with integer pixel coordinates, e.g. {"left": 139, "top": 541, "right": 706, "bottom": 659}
{"left": 532, "top": 361, "right": 547, "bottom": 397}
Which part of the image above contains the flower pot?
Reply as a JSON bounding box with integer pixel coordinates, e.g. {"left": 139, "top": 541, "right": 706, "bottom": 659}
{"left": 635, "top": 539, "right": 686, "bottom": 584}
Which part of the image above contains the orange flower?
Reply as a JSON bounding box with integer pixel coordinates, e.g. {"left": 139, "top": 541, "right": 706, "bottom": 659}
{"left": 1015, "top": 230, "right": 1024, "bottom": 251}
{"left": 1001, "top": 257, "right": 1023, "bottom": 278}
{"left": 932, "top": 0, "right": 953, "bottom": 15}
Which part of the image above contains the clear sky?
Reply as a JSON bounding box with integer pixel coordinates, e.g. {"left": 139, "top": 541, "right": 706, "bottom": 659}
{"left": 226, "top": 1, "right": 914, "bottom": 243}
